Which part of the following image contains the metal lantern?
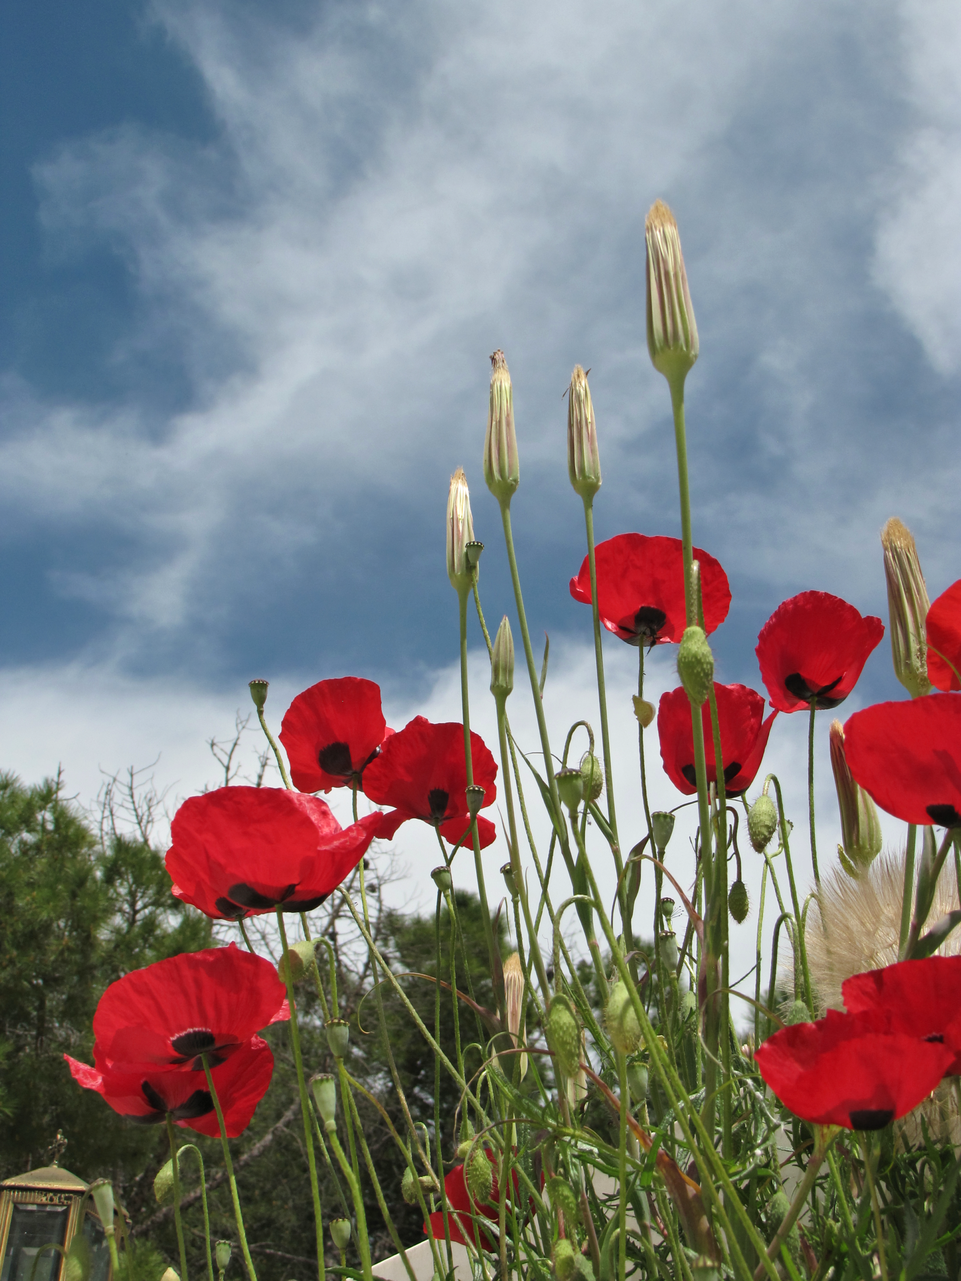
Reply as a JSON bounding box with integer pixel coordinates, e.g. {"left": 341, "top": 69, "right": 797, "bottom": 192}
{"left": 0, "top": 1164, "right": 113, "bottom": 1281}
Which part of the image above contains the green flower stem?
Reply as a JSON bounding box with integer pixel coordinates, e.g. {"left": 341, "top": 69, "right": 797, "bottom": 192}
{"left": 771, "top": 777, "right": 814, "bottom": 1010}
{"left": 582, "top": 496, "right": 620, "bottom": 849}
{"left": 343, "top": 1083, "right": 419, "bottom": 1281}
{"left": 752, "top": 1129, "right": 836, "bottom": 1280}
{"left": 807, "top": 702, "right": 820, "bottom": 886}
{"left": 668, "top": 378, "right": 697, "bottom": 627}
{"left": 457, "top": 586, "right": 500, "bottom": 986}
{"left": 860, "top": 1135, "right": 888, "bottom": 1281}
{"left": 616, "top": 1052, "right": 630, "bottom": 1281}
{"left": 237, "top": 918, "right": 256, "bottom": 954}
{"left": 755, "top": 861, "right": 768, "bottom": 1046}
{"left": 255, "top": 707, "right": 292, "bottom": 790}
{"left": 165, "top": 1115, "right": 189, "bottom": 1281}
{"left": 433, "top": 884, "right": 446, "bottom": 1230}
{"left": 898, "top": 823, "right": 918, "bottom": 959}
{"left": 298, "top": 913, "right": 331, "bottom": 1022}
{"left": 274, "top": 911, "right": 325, "bottom": 1281}
{"left": 705, "top": 683, "right": 732, "bottom": 1155}
{"left": 200, "top": 1058, "right": 257, "bottom": 1281}
{"left": 636, "top": 647, "right": 655, "bottom": 852}
{"left": 323, "top": 1096, "right": 374, "bottom": 1281}
{"left": 178, "top": 1144, "right": 214, "bottom": 1281}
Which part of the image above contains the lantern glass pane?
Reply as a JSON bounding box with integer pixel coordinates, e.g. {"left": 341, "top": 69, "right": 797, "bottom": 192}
{"left": 1, "top": 1204, "right": 69, "bottom": 1281}
{"left": 82, "top": 1213, "right": 111, "bottom": 1281}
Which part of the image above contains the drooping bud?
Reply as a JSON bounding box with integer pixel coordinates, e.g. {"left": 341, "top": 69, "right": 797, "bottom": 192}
{"left": 88, "top": 1181, "right": 115, "bottom": 1235}
{"left": 546, "top": 1176, "right": 580, "bottom": 1226}
{"left": 401, "top": 1166, "right": 418, "bottom": 1205}
{"left": 645, "top": 200, "right": 699, "bottom": 385}
{"left": 553, "top": 1238, "right": 578, "bottom": 1281}
{"left": 676, "top": 626, "right": 714, "bottom": 706}
{"left": 651, "top": 811, "right": 675, "bottom": 852}
{"left": 728, "top": 880, "right": 749, "bottom": 923}
{"left": 501, "top": 862, "right": 517, "bottom": 897}
{"left": 465, "top": 1148, "right": 494, "bottom": 1204}
{"left": 605, "top": 980, "right": 642, "bottom": 1054}
{"left": 626, "top": 1059, "right": 649, "bottom": 1103}
{"left": 829, "top": 720, "right": 882, "bottom": 875}
{"left": 325, "top": 1018, "right": 350, "bottom": 1059}
{"left": 277, "top": 939, "right": 316, "bottom": 984}
{"left": 491, "top": 615, "right": 515, "bottom": 700}
{"left": 881, "top": 517, "right": 932, "bottom": 698}
{"left": 747, "top": 794, "right": 779, "bottom": 852}
{"left": 484, "top": 350, "right": 519, "bottom": 503}
{"left": 466, "top": 784, "right": 485, "bottom": 820}
{"left": 248, "top": 679, "right": 269, "bottom": 711}
{"left": 153, "top": 1160, "right": 175, "bottom": 1205}
{"left": 446, "top": 468, "right": 476, "bottom": 594}
{"left": 632, "top": 696, "right": 655, "bottom": 728}
{"left": 310, "top": 1074, "right": 338, "bottom": 1130}
{"left": 567, "top": 365, "right": 602, "bottom": 501}
{"left": 546, "top": 994, "right": 581, "bottom": 1078}
{"left": 431, "top": 865, "right": 452, "bottom": 893}
{"left": 577, "top": 752, "right": 604, "bottom": 803}
{"left": 555, "top": 767, "right": 584, "bottom": 815}
{"left": 215, "top": 1242, "right": 232, "bottom": 1275}
{"left": 330, "top": 1219, "right": 352, "bottom": 1251}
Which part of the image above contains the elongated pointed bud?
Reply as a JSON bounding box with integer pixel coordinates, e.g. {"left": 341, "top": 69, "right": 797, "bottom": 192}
{"left": 546, "top": 1176, "right": 580, "bottom": 1225}
{"left": 829, "top": 719, "right": 882, "bottom": 875}
{"left": 503, "top": 951, "right": 527, "bottom": 1079}
{"left": 605, "top": 980, "right": 642, "bottom": 1054}
{"left": 447, "top": 468, "right": 476, "bottom": 593}
{"left": 484, "top": 350, "right": 519, "bottom": 503}
{"left": 748, "top": 793, "right": 778, "bottom": 852}
{"left": 881, "top": 517, "right": 932, "bottom": 698}
{"left": 278, "top": 939, "right": 316, "bottom": 984}
{"left": 567, "top": 365, "right": 601, "bottom": 501}
{"left": 645, "top": 200, "right": 698, "bottom": 385}
{"left": 677, "top": 626, "right": 714, "bottom": 706}
{"left": 89, "top": 1181, "right": 115, "bottom": 1235}
{"left": 546, "top": 993, "right": 581, "bottom": 1077}
{"left": 490, "top": 614, "right": 515, "bottom": 699}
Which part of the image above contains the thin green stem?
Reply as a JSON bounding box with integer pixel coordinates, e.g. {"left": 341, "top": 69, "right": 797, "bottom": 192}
{"left": 860, "top": 1135, "right": 888, "bottom": 1281}
{"left": 616, "top": 1052, "right": 629, "bottom": 1281}
{"left": 899, "top": 823, "right": 918, "bottom": 959}
{"left": 807, "top": 702, "right": 820, "bottom": 885}
{"left": 255, "top": 707, "right": 292, "bottom": 790}
{"left": 201, "top": 1058, "right": 257, "bottom": 1281}
{"left": 177, "top": 1145, "right": 213, "bottom": 1281}
{"left": 583, "top": 496, "right": 620, "bottom": 849}
{"left": 668, "top": 377, "right": 696, "bottom": 627}
{"left": 752, "top": 1130, "right": 835, "bottom": 1279}
{"left": 324, "top": 1086, "right": 374, "bottom": 1281}
{"left": 771, "top": 777, "right": 814, "bottom": 1010}
{"left": 165, "top": 1116, "right": 189, "bottom": 1281}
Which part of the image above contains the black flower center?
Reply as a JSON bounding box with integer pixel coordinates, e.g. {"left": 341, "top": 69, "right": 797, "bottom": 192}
{"left": 138, "top": 1081, "right": 215, "bottom": 1123}
{"left": 680, "top": 761, "right": 743, "bottom": 792}
{"left": 318, "top": 741, "right": 353, "bottom": 778}
{"left": 215, "top": 881, "right": 331, "bottom": 918}
{"left": 428, "top": 788, "right": 450, "bottom": 823}
{"left": 170, "top": 1028, "right": 217, "bottom": 1056}
{"left": 783, "top": 673, "right": 845, "bottom": 709}
{"left": 926, "top": 804, "right": 961, "bottom": 828}
{"left": 627, "top": 606, "right": 668, "bottom": 647}
{"left": 848, "top": 1108, "right": 893, "bottom": 1131}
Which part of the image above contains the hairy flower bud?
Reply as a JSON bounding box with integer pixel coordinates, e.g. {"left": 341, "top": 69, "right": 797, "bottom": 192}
{"left": 829, "top": 720, "right": 882, "bottom": 875}
{"left": 278, "top": 939, "right": 316, "bottom": 984}
{"left": 547, "top": 1176, "right": 580, "bottom": 1225}
{"left": 677, "top": 626, "right": 714, "bottom": 706}
{"left": 605, "top": 980, "right": 642, "bottom": 1054}
{"left": 553, "top": 1238, "right": 578, "bottom": 1281}
{"left": 465, "top": 1147, "right": 494, "bottom": 1204}
{"left": 748, "top": 794, "right": 778, "bottom": 852}
{"left": 881, "top": 517, "right": 932, "bottom": 698}
{"left": 567, "top": 365, "right": 602, "bottom": 501}
{"left": 645, "top": 200, "right": 699, "bottom": 385}
{"left": 546, "top": 994, "right": 581, "bottom": 1078}
{"left": 578, "top": 752, "right": 604, "bottom": 803}
{"left": 447, "top": 468, "right": 476, "bottom": 594}
{"left": 784, "top": 999, "right": 812, "bottom": 1026}
{"left": 484, "top": 350, "right": 519, "bottom": 503}
{"left": 728, "top": 880, "right": 749, "bottom": 923}
{"left": 627, "top": 1059, "right": 649, "bottom": 1102}
{"left": 490, "top": 615, "right": 515, "bottom": 699}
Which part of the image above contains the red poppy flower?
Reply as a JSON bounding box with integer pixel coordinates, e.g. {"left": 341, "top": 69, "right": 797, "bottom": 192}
{"left": 755, "top": 591, "right": 884, "bottom": 713}
{"left": 362, "top": 717, "right": 498, "bottom": 848}
{"left": 926, "top": 580, "right": 961, "bottom": 692}
{"left": 842, "top": 957, "right": 961, "bottom": 1075}
{"left": 569, "top": 533, "right": 731, "bottom": 646}
{"left": 657, "top": 682, "right": 777, "bottom": 797}
{"left": 66, "top": 1034, "right": 273, "bottom": 1137}
{"left": 279, "top": 677, "right": 392, "bottom": 793}
{"left": 843, "top": 694, "right": 961, "bottom": 828}
{"left": 424, "top": 1153, "right": 513, "bottom": 1250}
{"left": 92, "top": 944, "right": 287, "bottom": 1074}
{"left": 754, "top": 1008, "right": 952, "bottom": 1130}
{"left": 166, "top": 786, "right": 384, "bottom": 919}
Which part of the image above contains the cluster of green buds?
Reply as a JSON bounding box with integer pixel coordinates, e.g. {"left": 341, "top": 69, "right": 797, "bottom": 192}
{"left": 829, "top": 719, "right": 882, "bottom": 875}
{"left": 881, "top": 516, "right": 932, "bottom": 698}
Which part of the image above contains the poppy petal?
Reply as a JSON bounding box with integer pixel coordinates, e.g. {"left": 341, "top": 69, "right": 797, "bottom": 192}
{"left": 280, "top": 677, "right": 390, "bottom": 793}
{"left": 926, "top": 580, "right": 961, "bottom": 692}
{"left": 363, "top": 718, "right": 497, "bottom": 830}
{"left": 842, "top": 957, "right": 961, "bottom": 1075}
{"left": 657, "top": 683, "right": 776, "bottom": 796}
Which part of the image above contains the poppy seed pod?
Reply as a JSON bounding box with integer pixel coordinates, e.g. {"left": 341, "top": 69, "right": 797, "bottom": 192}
{"left": 880, "top": 517, "right": 932, "bottom": 699}
{"left": 215, "top": 1242, "right": 231, "bottom": 1274}
{"left": 310, "top": 1073, "right": 338, "bottom": 1130}
{"left": 500, "top": 861, "right": 517, "bottom": 897}
{"left": 567, "top": 365, "right": 601, "bottom": 501}
{"left": 829, "top": 720, "right": 882, "bottom": 875}
{"left": 325, "top": 1018, "right": 350, "bottom": 1059}
{"left": 466, "top": 784, "right": 486, "bottom": 821}
{"left": 645, "top": 200, "right": 699, "bottom": 385}
{"left": 248, "top": 679, "right": 269, "bottom": 711}
{"left": 431, "top": 865, "right": 452, "bottom": 893}
{"left": 677, "top": 626, "right": 714, "bottom": 707}
{"left": 605, "top": 980, "right": 642, "bottom": 1054}
{"left": 748, "top": 794, "right": 779, "bottom": 852}
{"left": 446, "top": 468, "right": 476, "bottom": 594}
{"left": 491, "top": 615, "right": 515, "bottom": 699}
{"left": 651, "top": 810, "right": 676, "bottom": 852}
{"left": 484, "top": 350, "right": 519, "bottom": 503}
{"left": 546, "top": 994, "right": 581, "bottom": 1078}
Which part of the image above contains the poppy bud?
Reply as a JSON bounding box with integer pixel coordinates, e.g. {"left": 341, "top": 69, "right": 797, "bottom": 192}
{"left": 728, "top": 880, "right": 749, "bottom": 923}
{"left": 278, "top": 940, "right": 316, "bottom": 984}
{"left": 691, "top": 1256, "right": 720, "bottom": 1281}
{"left": 748, "top": 794, "right": 778, "bottom": 852}
{"left": 484, "top": 350, "right": 519, "bottom": 503}
{"left": 325, "top": 1018, "right": 350, "bottom": 1059}
{"left": 465, "top": 1147, "right": 494, "bottom": 1204}
{"left": 310, "top": 1074, "right": 338, "bottom": 1130}
{"left": 676, "top": 626, "right": 714, "bottom": 707}
{"left": 504, "top": 951, "right": 524, "bottom": 1040}
{"left": 215, "top": 1242, "right": 231, "bottom": 1274}
{"left": 330, "top": 1219, "right": 352, "bottom": 1251}
{"left": 501, "top": 862, "right": 517, "bottom": 897}
{"left": 89, "top": 1181, "right": 115, "bottom": 1235}
{"left": 567, "top": 365, "right": 602, "bottom": 501}
{"left": 546, "top": 994, "right": 581, "bottom": 1078}
{"left": 553, "top": 1239, "right": 578, "bottom": 1281}
{"left": 784, "top": 999, "right": 812, "bottom": 1025}
{"left": 651, "top": 811, "right": 675, "bottom": 852}
{"left": 605, "top": 980, "right": 642, "bottom": 1054}
{"left": 446, "top": 468, "right": 476, "bottom": 594}
{"left": 679, "top": 990, "right": 697, "bottom": 1022}
{"left": 491, "top": 615, "right": 515, "bottom": 699}
{"left": 632, "top": 696, "right": 655, "bottom": 728}
{"left": 161, "top": 1270, "right": 180, "bottom": 1281}
{"left": 153, "top": 1160, "right": 175, "bottom": 1205}
{"left": 546, "top": 1176, "right": 579, "bottom": 1225}
{"left": 248, "top": 679, "right": 269, "bottom": 710}
{"left": 431, "top": 865, "right": 452, "bottom": 893}
{"left": 645, "top": 199, "right": 699, "bottom": 385}
{"left": 466, "top": 784, "right": 486, "bottom": 820}
{"left": 880, "top": 517, "right": 932, "bottom": 699}
{"left": 627, "top": 1060, "right": 649, "bottom": 1102}
{"left": 578, "top": 752, "right": 604, "bottom": 803}
{"left": 829, "top": 720, "right": 882, "bottom": 876}
{"left": 401, "top": 1166, "right": 417, "bottom": 1204}
{"left": 555, "top": 767, "right": 584, "bottom": 814}
{"left": 63, "top": 1238, "right": 89, "bottom": 1281}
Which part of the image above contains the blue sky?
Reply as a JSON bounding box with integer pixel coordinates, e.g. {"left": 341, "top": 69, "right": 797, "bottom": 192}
{"left": 2, "top": 0, "right": 960, "bottom": 931}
